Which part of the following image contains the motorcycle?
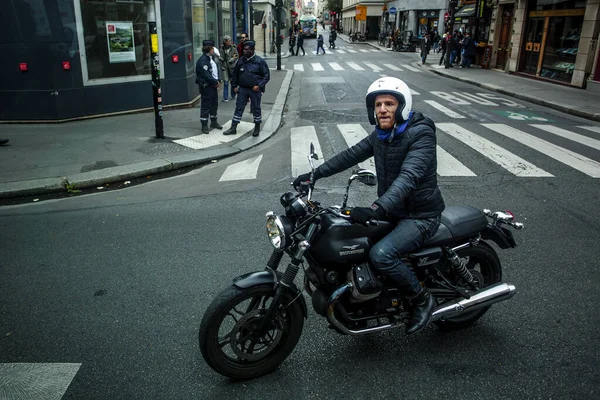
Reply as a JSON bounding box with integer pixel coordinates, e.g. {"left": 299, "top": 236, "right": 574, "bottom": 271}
{"left": 199, "top": 144, "right": 522, "bottom": 380}
{"left": 351, "top": 32, "right": 367, "bottom": 42}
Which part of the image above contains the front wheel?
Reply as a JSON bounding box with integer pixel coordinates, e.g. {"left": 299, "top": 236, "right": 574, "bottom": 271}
{"left": 199, "top": 284, "right": 305, "bottom": 380}
{"left": 434, "top": 242, "right": 502, "bottom": 329}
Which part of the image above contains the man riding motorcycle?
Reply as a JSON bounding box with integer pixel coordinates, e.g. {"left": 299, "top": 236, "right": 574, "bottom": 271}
{"left": 293, "top": 77, "right": 445, "bottom": 335}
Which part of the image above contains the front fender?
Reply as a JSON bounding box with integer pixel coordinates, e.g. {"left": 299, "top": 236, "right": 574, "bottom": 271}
{"left": 233, "top": 270, "right": 308, "bottom": 319}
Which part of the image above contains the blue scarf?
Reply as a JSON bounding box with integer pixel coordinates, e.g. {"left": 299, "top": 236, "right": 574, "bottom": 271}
{"left": 376, "top": 111, "right": 414, "bottom": 142}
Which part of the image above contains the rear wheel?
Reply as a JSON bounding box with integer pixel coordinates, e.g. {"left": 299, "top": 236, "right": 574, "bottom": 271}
{"left": 434, "top": 242, "right": 502, "bottom": 329}
{"left": 199, "top": 284, "right": 304, "bottom": 380}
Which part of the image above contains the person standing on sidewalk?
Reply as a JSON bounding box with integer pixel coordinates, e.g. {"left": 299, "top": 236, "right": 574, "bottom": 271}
{"left": 420, "top": 33, "right": 431, "bottom": 65}
{"left": 439, "top": 33, "right": 448, "bottom": 66}
{"left": 296, "top": 31, "right": 306, "bottom": 56}
{"left": 316, "top": 34, "right": 326, "bottom": 55}
{"left": 460, "top": 32, "right": 477, "bottom": 68}
{"left": 237, "top": 33, "right": 247, "bottom": 57}
{"left": 221, "top": 36, "right": 238, "bottom": 102}
{"left": 222, "top": 40, "right": 270, "bottom": 137}
{"left": 196, "top": 40, "right": 223, "bottom": 134}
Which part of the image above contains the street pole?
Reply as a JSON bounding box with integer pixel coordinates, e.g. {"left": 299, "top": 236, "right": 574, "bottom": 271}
{"left": 249, "top": 0, "right": 253, "bottom": 40}
{"left": 276, "top": 0, "right": 282, "bottom": 71}
{"left": 147, "top": 0, "right": 164, "bottom": 139}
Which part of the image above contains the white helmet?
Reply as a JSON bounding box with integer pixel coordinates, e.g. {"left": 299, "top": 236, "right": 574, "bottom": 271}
{"left": 365, "top": 77, "right": 412, "bottom": 125}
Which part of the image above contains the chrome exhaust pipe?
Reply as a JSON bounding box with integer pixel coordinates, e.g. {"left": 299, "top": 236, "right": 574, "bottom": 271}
{"left": 326, "top": 282, "right": 404, "bottom": 336}
{"left": 431, "top": 282, "right": 516, "bottom": 321}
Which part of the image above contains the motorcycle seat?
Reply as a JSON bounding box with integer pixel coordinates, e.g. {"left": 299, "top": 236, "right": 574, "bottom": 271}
{"left": 422, "top": 206, "right": 488, "bottom": 247}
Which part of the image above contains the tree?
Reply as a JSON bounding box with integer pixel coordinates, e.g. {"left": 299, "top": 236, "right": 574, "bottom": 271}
{"left": 324, "top": 0, "right": 342, "bottom": 14}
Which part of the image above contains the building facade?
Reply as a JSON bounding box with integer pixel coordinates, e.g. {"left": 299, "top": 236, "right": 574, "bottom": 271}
{"left": 0, "top": 0, "right": 289, "bottom": 122}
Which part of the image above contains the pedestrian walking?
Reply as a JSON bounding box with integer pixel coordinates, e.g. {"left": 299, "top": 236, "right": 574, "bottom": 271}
{"left": 296, "top": 31, "right": 306, "bottom": 55}
{"left": 438, "top": 33, "right": 448, "bottom": 66}
{"left": 329, "top": 29, "right": 337, "bottom": 49}
{"left": 222, "top": 40, "right": 270, "bottom": 137}
{"left": 195, "top": 40, "right": 223, "bottom": 134}
{"left": 316, "top": 34, "right": 326, "bottom": 55}
{"left": 221, "top": 36, "right": 238, "bottom": 102}
{"left": 420, "top": 33, "right": 431, "bottom": 65}
{"left": 289, "top": 33, "right": 296, "bottom": 56}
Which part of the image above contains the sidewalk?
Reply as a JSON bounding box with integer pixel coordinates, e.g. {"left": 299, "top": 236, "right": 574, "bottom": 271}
{"left": 338, "top": 31, "right": 600, "bottom": 121}
{"left": 0, "top": 69, "right": 293, "bottom": 199}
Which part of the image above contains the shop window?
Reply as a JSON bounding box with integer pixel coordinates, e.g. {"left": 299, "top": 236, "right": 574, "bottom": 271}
{"left": 539, "top": 16, "right": 582, "bottom": 82}
{"left": 79, "top": 0, "right": 151, "bottom": 80}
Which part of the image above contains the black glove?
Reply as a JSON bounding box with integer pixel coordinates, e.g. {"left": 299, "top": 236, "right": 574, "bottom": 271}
{"left": 292, "top": 170, "right": 322, "bottom": 190}
{"left": 350, "top": 204, "right": 385, "bottom": 225}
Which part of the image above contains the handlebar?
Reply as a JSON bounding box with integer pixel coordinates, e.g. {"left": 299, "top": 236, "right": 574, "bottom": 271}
{"left": 483, "top": 209, "right": 524, "bottom": 230}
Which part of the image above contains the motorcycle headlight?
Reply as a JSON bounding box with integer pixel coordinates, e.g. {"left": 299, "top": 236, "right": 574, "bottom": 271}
{"left": 266, "top": 212, "right": 293, "bottom": 249}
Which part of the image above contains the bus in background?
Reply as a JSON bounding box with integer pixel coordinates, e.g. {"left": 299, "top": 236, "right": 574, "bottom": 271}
{"left": 299, "top": 15, "right": 317, "bottom": 38}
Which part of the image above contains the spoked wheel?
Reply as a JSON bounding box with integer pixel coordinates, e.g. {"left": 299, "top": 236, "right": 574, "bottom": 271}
{"left": 199, "top": 284, "right": 304, "bottom": 380}
{"left": 435, "top": 242, "right": 502, "bottom": 329}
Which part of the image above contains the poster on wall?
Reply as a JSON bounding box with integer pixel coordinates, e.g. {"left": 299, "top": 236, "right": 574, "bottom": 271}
{"left": 106, "top": 21, "right": 136, "bottom": 63}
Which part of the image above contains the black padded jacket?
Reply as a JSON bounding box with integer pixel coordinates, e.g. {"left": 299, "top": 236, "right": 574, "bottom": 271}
{"left": 316, "top": 112, "right": 445, "bottom": 219}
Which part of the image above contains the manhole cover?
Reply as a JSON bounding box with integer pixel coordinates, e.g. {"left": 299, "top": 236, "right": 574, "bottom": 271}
{"left": 137, "top": 142, "right": 189, "bottom": 156}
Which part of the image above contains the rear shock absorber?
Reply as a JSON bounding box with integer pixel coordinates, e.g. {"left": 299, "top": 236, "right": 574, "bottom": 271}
{"left": 446, "top": 248, "right": 477, "bottom": 290}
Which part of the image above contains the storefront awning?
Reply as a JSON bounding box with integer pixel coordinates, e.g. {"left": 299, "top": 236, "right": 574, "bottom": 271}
{"left": 454, "top": 5, "right": 476, "bottom": 18}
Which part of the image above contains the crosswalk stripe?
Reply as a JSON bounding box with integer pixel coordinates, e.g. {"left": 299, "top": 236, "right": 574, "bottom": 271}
{"left": 294, "top": 64, "right": 304, "bottom": 71}
{"left": 436, "top": 146, "right": 476, "bottom": 176}
{"left": 401, "top": 64, "right": 421, "bottom": 72}
{"left": 174, "top": 121, "right": 254, "bottom": 150}
{"left": 311, "top": 63, "right": 324, "bottom": 71}
{"left": 424, "top": 100, "right": 465, "bottom": 119}
{"left": 370, "top": 49, "right": 380, "bottom": 52}
{"left": 336, "top": 49, "right": 346, "bottom": 54}
{"left": 291, "top": 126, "right": 325, "bottom": 177}
{"left": 347, "top": 62, "right": 365, "bottom": 71}
{"left": 347, "top": 49, "right": 357, "bottom": 53}
{"left": 483, "top": 124, "right": 600, "bottom": 178}
{"left": 364, "top": 62, "right": 383, "bottom": 71}
{"left": 383, "top": 63, "right": 403, "bottom": 71}
{"left": 579, "top": 126, "right": 600, "bottom": 134}
{"left": 359, "top": 49, "right": 370, "bottom": 53}
{"left": 410, "top": 89, "right": 420, "bottom": 95}
{"left": 438, "top": 123, "right": 553, "bottom": 177}
{"left": 328, "top": 62, "right": 344, "bottom": 71}
{"left": 219, "top": 155, "right": 263, "bottom": 181}
{"left": 337, "top": 124, "right": 375, "bottom": 171}
{"left": 531, "top": 124, "right": 600, "bottom": 151}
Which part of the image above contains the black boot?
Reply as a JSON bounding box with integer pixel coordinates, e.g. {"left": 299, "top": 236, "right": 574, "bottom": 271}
{"left": 223, "top": 123, "right": 238, "bottom": 136}
{"left": 210, "top": 120, "right": 223, "bottom": 130}
{"left": 406, "top": 288, "right": 436, "bottom": 335}
{"left": 252, "top": 122, "right": 260, "bottom": 137}
{"left": 201, "top": 125, "right": 209, "bottom": 134}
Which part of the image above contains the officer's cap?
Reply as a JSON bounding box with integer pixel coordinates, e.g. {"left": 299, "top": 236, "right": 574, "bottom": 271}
{"left": 203, "top": 40, "right": 215, "bottom": 47}
{"left": 244, "top": 40, "right": 256, "bottom": 48}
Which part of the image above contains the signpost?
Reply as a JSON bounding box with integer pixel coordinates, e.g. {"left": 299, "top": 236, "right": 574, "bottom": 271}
{"left": 389, "top": 7, "right": 396, "bottom": 15}
{"left": 355, "top": 5, "right": 367, "bottom": 21}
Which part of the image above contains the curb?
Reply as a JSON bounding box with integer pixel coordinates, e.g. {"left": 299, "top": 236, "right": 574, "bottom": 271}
{"left": 0, "top": 69, "right": 294, "bottom": 200}
{"left": 425, "top": 64, "right": 600, "bottom": 122}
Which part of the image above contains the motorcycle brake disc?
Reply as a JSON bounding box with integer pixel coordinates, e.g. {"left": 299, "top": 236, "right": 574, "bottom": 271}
{"left": 229, "top": 309, "right": 284, "bottom": 361}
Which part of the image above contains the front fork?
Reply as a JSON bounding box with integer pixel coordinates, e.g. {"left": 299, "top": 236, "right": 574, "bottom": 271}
{"left": 257, "top": 224, "right": 317, "bottom": 335}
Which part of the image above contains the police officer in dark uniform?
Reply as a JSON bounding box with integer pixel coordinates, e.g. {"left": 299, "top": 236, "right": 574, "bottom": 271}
{"left": 222, "top": 40, "right": 270, "bottom": 137}
{"left": 195, "top": 39, "right": 223, "bottom": 134}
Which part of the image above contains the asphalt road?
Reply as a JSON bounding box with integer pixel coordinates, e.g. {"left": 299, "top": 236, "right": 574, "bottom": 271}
{"left": 1, "top": 37, "right": 599, "bottom": 400}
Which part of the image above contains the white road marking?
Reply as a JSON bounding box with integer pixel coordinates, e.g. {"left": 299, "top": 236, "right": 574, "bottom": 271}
{"left": 454, "top": 92, "right": 498, "bottom": 105}
{"left": 291, "top": 126, "right": 324, "bottom": 177}
{"left": 401, "top": 64, "right": 421, "bottom": 72}
{"left": 436, "top": 146, "right": 476, "bottom": 176}
{"left": 346, "top": 62, "right": 365, "bottom": 71}
{"left": 0, "top": 363, "right": 81, "bottom": 400}
{"left": 359, "top": 49, "right": 370, "bottom": 53}
{"left": 579, "top": 126, "right": 600, "bottom": 134}
{"left": 383, "top": 63, "right": 404, "bottom": 71}
{"left": 174, "top": 121, "right": 255, "bottom": 150}
{"left": 335, "top": 49, "right": 346, "bottom": 54}
{"left": 423, "top": 100, "right": 465, "bottom": 119}
{"left": 347, "top": 49, "right": 357, "bottom": 53}
{"left": 337, "top": 124, "right": 375, "bottom": 170}
{"left": 364, "top": 62, "right": 382, "bottom": 71}
{"left": 219, "top": 155, "right": 263, "bottom": 181}
{"left": 370, "top": 49, "right": 380, "bottom": 52}
{"left": 531, "top": 125, "right": 600, "bottom": 151}
{"left": 294, "top": 64, "right": 304, "bottom": 71}
{"left": 483, "top": 124, "right": 600, "bottom": 178}
{"left": 328, "top": 62, "right": 344, "bottom": 71}
{"left": 430, "top": 91, "right": 470, "bottom": 105}
{"left": 438, "top": 123, "right": 553, "bottom": 177}
{"left": 311, "top": 63, "right": 324, "bottom": 71}
{"left": 410, "top": 89, "right": 420, "bottom": 95}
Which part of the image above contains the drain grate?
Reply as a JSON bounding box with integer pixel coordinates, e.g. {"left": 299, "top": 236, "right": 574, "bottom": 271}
{"left": 137, "top": 142, "right": 190, "bottom": 156}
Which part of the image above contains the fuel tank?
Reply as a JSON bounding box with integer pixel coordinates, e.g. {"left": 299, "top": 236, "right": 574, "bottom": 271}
{"left": 306, "top": 213, "right": 394, "bottom": 267}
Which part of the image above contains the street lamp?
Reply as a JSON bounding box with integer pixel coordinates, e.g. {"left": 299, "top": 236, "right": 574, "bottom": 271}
{"left": 276, "top": 0, "right": 283, "bottom": 71}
